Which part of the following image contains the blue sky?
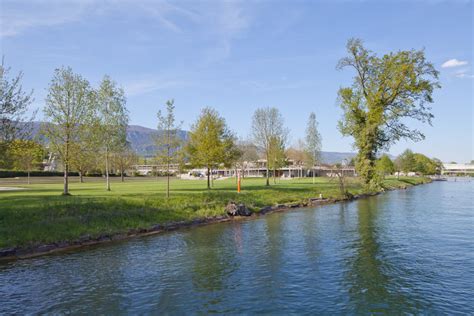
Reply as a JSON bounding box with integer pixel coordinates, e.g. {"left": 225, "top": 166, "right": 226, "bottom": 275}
{"left": 1, "top": 0, "right": 472, "bottom": 162}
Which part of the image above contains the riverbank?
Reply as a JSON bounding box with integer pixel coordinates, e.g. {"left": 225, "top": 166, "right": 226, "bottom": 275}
{"left": 0, "top": 176, "right": 430, "bottom": 261}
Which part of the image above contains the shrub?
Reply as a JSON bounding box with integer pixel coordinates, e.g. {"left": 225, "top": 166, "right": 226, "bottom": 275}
{"left": 0, "top": 170, "right": 79, "bottom": 178}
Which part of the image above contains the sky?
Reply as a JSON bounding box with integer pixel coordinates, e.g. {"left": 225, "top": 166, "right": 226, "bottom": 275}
{"left": 1, "top": 0, "right": 473, "bottom": 162}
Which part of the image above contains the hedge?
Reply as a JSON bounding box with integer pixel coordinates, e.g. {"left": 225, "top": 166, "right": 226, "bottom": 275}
{"left": 0, "top": 170, "right": 80, "bottom": 178}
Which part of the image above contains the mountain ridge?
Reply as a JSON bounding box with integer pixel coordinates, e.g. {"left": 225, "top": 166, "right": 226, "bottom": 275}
{"left": 26, "top": 121, "right": 356, "bottom": 163}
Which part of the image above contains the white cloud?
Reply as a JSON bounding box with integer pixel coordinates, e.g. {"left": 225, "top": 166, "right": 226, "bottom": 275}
{"left": 455, "top": 73, "right": 474, "bottom": 79}
{"left": 1, "top": 0, "right": 254, "bottom": 63}
{"left": 441, "top": 59, "right": 469, "bottom": 68}
{"left": 0, "top": 0, "right": 96, "bottom": 37}
{"left": 123, "top": 77, "right": 188, "bottom": 96}
{"left": 451, "top": 68, "right": 474, "bottom": 79}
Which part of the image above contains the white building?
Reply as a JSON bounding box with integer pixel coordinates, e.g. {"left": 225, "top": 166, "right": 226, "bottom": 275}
{"left": 441, "top": 163, "right": 474, "bottom": 176}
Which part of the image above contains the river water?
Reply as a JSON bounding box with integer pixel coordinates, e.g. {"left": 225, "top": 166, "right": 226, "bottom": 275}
{"left": 1, "top": 181, "right": 473, "bottom": 314}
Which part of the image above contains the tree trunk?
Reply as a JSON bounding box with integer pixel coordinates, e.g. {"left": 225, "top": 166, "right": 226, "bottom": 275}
{"left": 313, "top": 168, "right": 315, "bottom": 184}
{"left": 121, "top": 169, "right": 124, "bottom": 182}
{"left": 207, "top": 167, "right": 211, "bottom": 189}
{"left": 265, "top": 153, "right": 270, "bottom": 186}
{"left": 80, "top": 171, "right": 84, "bottom": 183}
{"left": 27, "top": 170, "right": 30, "bottom": 185}
{"left": 166, "top": 159, "right": 170, "bottom": 198}
{"left": 166, "top": 134, "right": 170, "bottom": 198}
{"left": 273, "top": 168, "right": 276, "bottom": 184}
{"left": 105, "top": 147, "right": 110, "bottom": 191}
{"left": 63, "top": 164, "right": 69, "bottom": 195}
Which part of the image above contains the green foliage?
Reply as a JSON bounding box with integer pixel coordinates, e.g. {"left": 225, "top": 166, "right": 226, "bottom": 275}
{"left": 42, "top": 67, "right": 96, "bottom": 194}
{"left": 305, "top": 112, "right": 322, "bottom": 167}
{"left": 0, "top": 58, "right": 35, "bottom": 144}
{"left": 8, "top": 139, "right": 44, "bottom": 172}
{"left": 376, "top": 154, "right": 395, "bottom": 177}
{"left": 0, "top": 58, "right": 36, "bottom": 168}
{"left": 268, "top": 135, "right": 287, "bottom": 182}
{"left": 186, "top": 107, "right": 240, "bottom": 189}
{"left": 396, "top": 149, "right": 416, "bottom": 173}
{"left": 395, "top": 149, "right": 439, "bottom": 175}
{"left": 96, "top": 75, "right": 129, "bottom": 191}
{"left": 413, "top": 153, "right": 437, "bottom": 175}
{"left": 337, "top": 38, "right": 439, "bottom": 188}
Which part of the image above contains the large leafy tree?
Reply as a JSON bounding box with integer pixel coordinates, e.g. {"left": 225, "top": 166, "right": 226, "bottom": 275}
{"left": 251, "top": 107, "right": 288, "bottom": 186}
{"left": 186, "top": 107, "right": 240, "bottom": 189}
{"left": 0, "top": 58, "right": 35, "bottom": 167}
{"left": 156, "top": 99, "right": 183, "bottom": 198}
{"left": 396, "top": 149, "right": 416, "bottom": 174}
{"left": 96, "top": 75, "right": 129, "bottom": 191}
{"left": 413, "top": 153, "right": 437, "bottom": 175}
{"left": 337, "top": 38, "right": 440, "bottom": 188}
{"left": 42, "top": 67, "right": 95, "bottom": 195}
{"left": 376, "top": 154, "right": 395, "bottom": 178}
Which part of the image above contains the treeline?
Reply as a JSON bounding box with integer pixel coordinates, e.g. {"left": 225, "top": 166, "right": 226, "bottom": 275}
{"left": 374, "top": 150, "right": 442, "bottom": 177}
{"left": 156, "top": 104, "right": 322, "bottom": 196}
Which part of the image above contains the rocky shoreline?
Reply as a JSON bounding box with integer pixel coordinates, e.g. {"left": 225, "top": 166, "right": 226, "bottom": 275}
{"left": 0, "top": 183, "right": 422, "bottom": 262}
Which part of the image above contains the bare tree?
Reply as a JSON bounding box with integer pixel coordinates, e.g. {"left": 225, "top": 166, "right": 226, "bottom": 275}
{"left": 156, "top": 99, "right": 183, "bottom": 198}
{"left": 251, "top": 107, "right": 288, "bottom": 186}
{"left": 235, "top": 139, "right": 259, "bottom": 178}
{"left": 0, "top": 57, "right": 36, "bottom": 167}
{"left": 331, "top": 163, "right": 350, "bottom": 198}
{"left": 112, "top": 142, "right": 138, "bottom": 182}
{"left": 96, "top": 75, "right": 129, "bottom": 191}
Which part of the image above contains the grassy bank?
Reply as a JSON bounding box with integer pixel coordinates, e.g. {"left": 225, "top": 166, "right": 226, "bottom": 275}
{"left": 0, "top": 176, "right": 429, "bottom": 250}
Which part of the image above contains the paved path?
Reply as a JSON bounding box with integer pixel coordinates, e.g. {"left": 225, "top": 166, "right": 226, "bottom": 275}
{"left": 0, "top": 187, "right": 26, "bottom": 191}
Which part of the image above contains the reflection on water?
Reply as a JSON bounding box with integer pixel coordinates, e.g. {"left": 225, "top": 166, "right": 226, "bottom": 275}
{"left": 1, "top": 182, "right": 473, "bottom": 314}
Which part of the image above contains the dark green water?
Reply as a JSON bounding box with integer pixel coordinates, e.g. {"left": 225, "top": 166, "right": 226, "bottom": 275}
{"left": 1, "top": 181, "right": 473, "bottom": 314}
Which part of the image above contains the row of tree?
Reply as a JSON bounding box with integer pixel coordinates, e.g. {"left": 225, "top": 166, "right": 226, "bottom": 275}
{"left": 155, "top": 103, "right": 322, "bottom": 197}
{"left": 1, "top": 57, "right": 322, "bottom": 197}
{"left": 40, "top": 67, "right": 132, "bottom": 194}
{"left": 0, "top": 63, "right": 135, "bottom": 194}
{"left": 375, "top": 150, "right": 442, "bottom": 177}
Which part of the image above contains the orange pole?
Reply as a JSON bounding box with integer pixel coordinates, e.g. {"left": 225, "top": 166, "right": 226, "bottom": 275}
{"left": 237, "top": 172, "right": 241, "bottom": 193}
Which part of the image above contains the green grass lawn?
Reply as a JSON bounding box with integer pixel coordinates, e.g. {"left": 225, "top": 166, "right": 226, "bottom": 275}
{"left": 0, "top": 176, "right": 429, "bottom": 250}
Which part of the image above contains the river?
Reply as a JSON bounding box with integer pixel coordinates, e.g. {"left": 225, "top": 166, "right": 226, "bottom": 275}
{"left": 1, "top": 181, "right": 473, "bottom": 314}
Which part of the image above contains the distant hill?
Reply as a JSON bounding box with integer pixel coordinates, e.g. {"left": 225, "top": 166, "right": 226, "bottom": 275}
{"left": 126, "top": 125, "right": 188, "bottom": 156}
{"left": 25, "top": 122, "right": 188, "bottom": 156}
{"left": 320, "top": 151, "right": 356, "bottom": 164}
{"left": 26, "top": 122, "right": 355, "bottom": 163}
